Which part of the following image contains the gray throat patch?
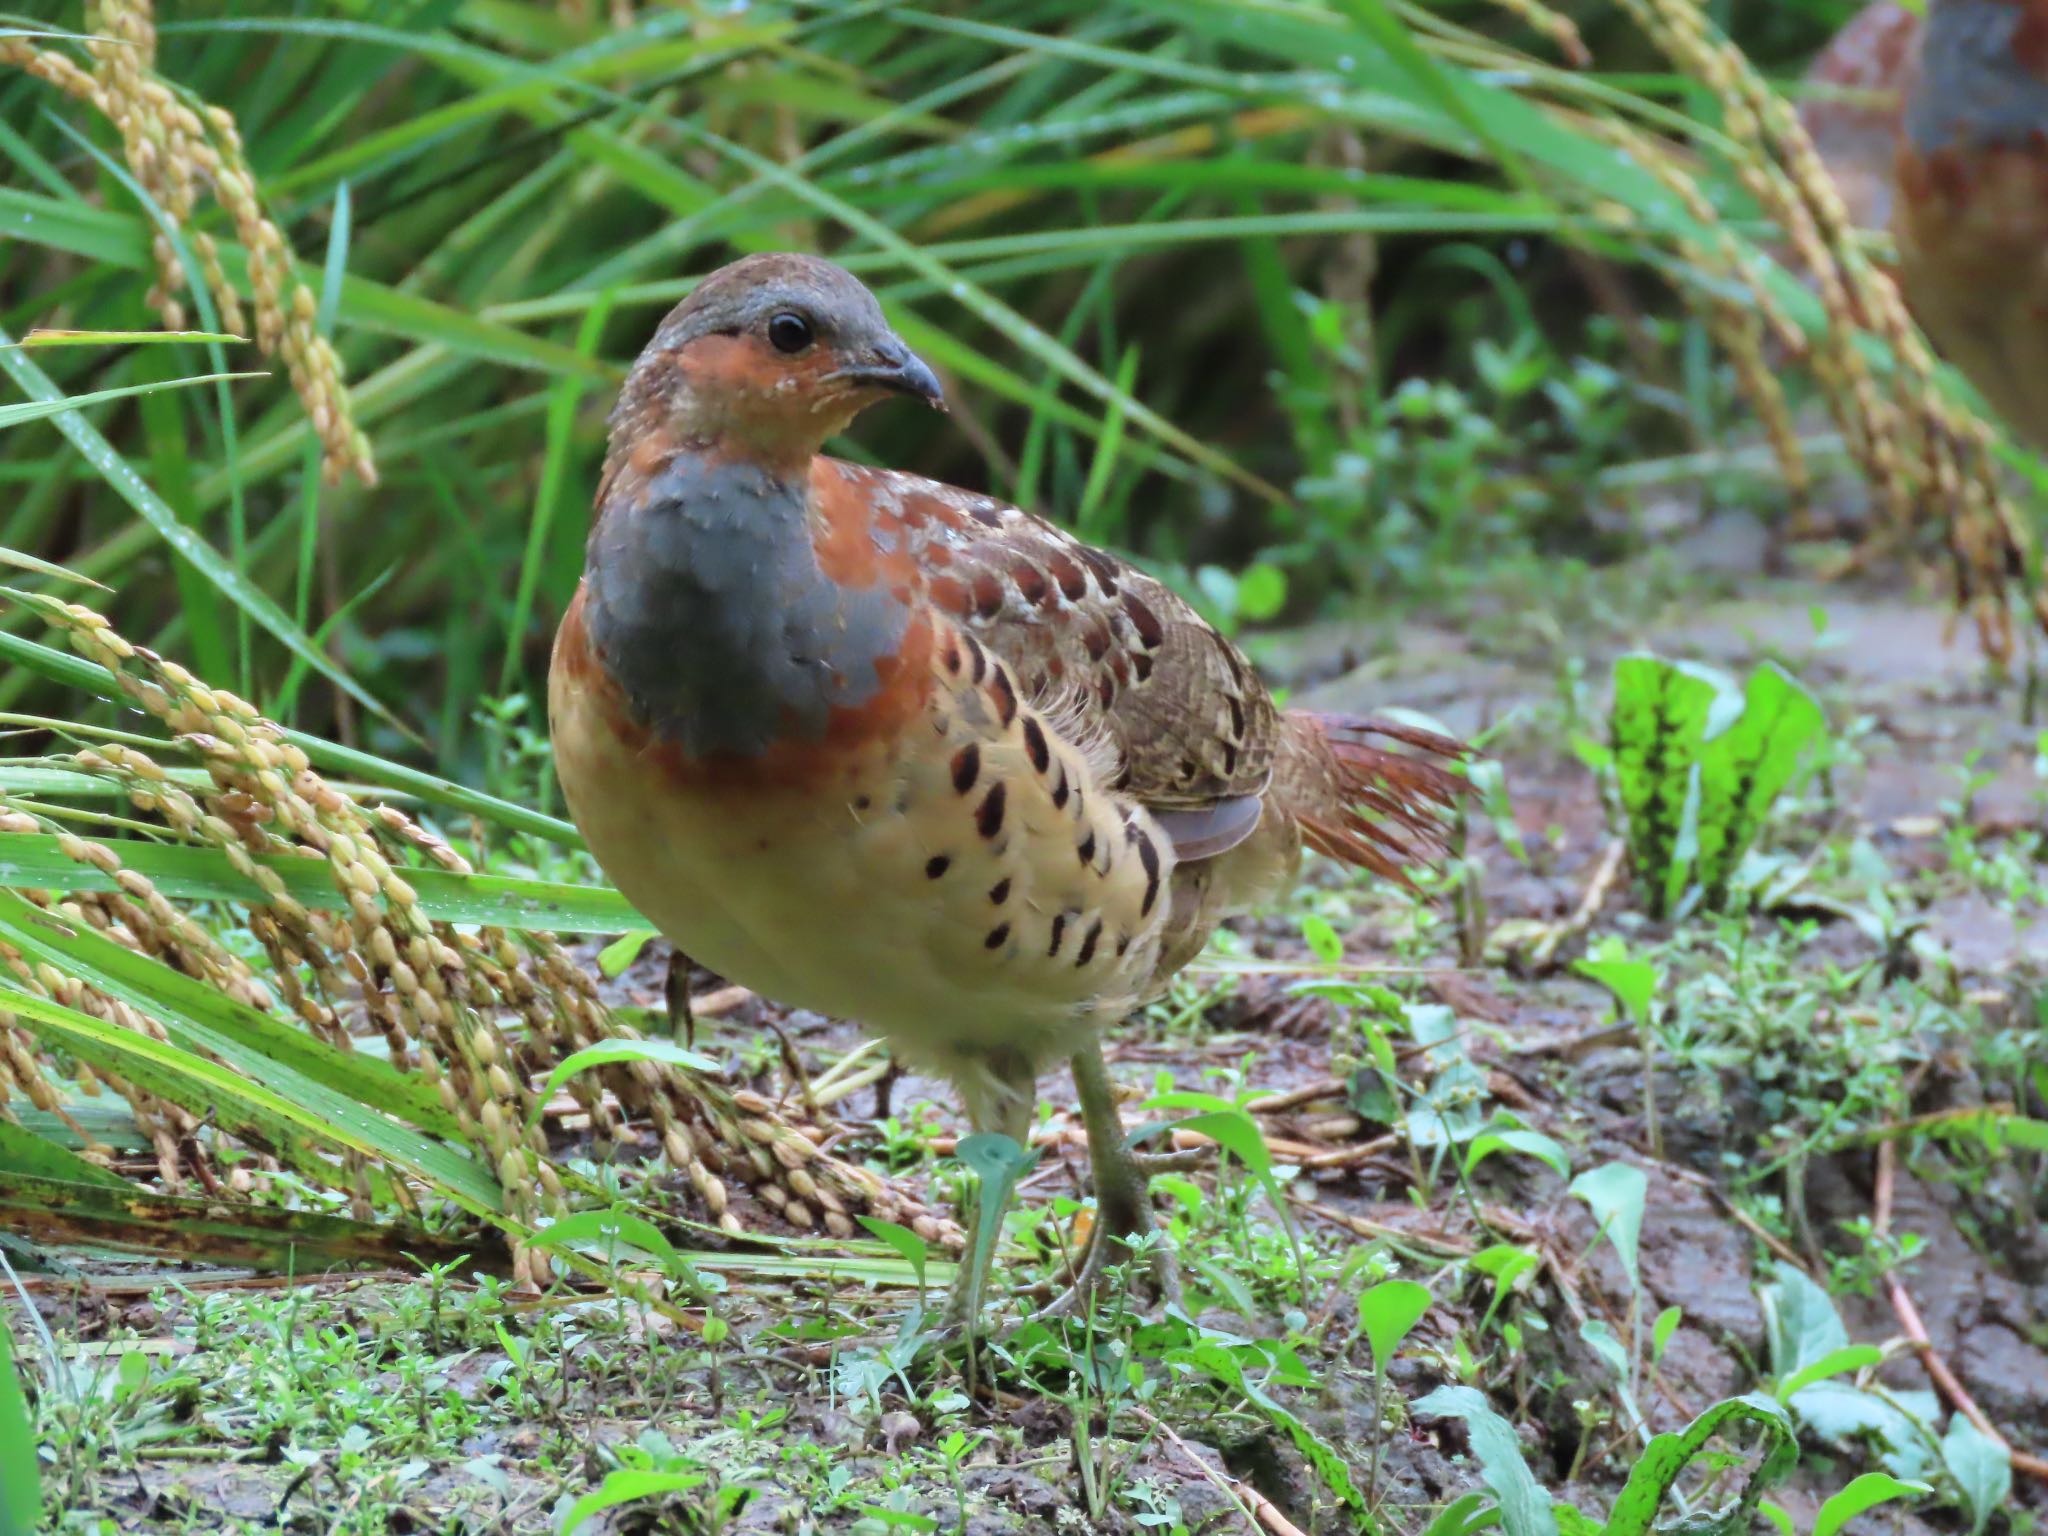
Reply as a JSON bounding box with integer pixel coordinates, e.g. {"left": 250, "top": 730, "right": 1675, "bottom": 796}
{"left": 582, "top": 454, "right": 911, "bottom": 758}
{"left": 1909, "top": 1, "right": 2048, "bottom": 155}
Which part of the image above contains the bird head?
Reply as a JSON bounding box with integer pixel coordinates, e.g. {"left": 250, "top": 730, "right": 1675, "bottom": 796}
{"left": 613, "top": 253, "right": 945, "bottom": 473}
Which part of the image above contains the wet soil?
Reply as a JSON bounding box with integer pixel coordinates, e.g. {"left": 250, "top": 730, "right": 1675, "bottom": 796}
{"left": 19, "top": 562, "right": 2048, "bottom": 1534}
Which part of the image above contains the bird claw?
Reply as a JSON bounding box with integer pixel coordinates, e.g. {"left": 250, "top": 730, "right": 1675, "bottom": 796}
{"left": 1028, "top": 1219, "right": 1184, "bottom": 1328}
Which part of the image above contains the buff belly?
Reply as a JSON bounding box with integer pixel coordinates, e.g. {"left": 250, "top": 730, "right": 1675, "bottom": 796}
{"left": 549, "top": 657, "right": 1165, "bottom": 1076}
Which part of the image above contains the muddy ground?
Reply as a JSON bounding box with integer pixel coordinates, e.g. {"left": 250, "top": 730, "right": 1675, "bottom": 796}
{"left": 15, "top": 539, "right": 2048, "bottom": 1535}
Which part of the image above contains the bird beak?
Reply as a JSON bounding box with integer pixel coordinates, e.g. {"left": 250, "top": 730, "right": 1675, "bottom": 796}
{"left": 836, "top": 341, "right": 947, "bottom": 412}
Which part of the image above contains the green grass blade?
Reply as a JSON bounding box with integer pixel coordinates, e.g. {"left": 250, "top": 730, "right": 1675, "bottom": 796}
{"left": 0, "top": 886, "right": 459, "bottom": 1133}
{"left": 0, "top": 830, "right": 637, "bottom": 932}
{"left": 0, "top": 969, "right": 502, "bottom": 1217}
{"left": 0, "top": 1301, "right": 37, "bottom": 1536}
{"left": 0, "top": 348, "right": 393, "bottom": 725}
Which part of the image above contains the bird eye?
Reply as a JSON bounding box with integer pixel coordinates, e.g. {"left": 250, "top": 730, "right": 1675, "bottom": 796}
{"left": 767, "top": 311, "right": 813, "bottom": 354}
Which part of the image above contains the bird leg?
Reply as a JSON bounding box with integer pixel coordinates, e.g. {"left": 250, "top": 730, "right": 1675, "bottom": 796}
{"left": 932, "top": 1042, "right": 1186, "bottom": 1344}
{"left": 663, "top": 947, "right": 695, "bottom": 1046}
{"left": 1033, "top": 1041, "right": 1183, "bottom": 1323}
{"left": 939, "top": 1051, "right": 1037, "bottom": 1336}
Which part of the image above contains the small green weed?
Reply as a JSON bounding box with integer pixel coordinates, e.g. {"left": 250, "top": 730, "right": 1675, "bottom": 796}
{"left": 1606, "top": 655, "right": 1825, "bottom": 919}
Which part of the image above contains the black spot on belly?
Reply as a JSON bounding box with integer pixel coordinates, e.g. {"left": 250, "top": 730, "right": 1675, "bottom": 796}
{"left": 1136, "top": 831, "right": 1161, "bottom": 916}
{"left": 951, "top": 744, "right": 980, "bottom": 794}
{"left": 1075, "top": 918, "right": 1103, "bottom": 966}
{"left": 1048, "top": 911, "right": 1067, "bottom": 956}
{"left": 1022, "top": 716, "right": 1050, "bottom": 773}
{"left": 987, "top": 666, "right": 1018, "bottom": 728}
{"left": 1051, "top": 766, "right": 1070, "bottom": 810}
{"left": 926, "top": 854, "right": 951, "bottom": 879}
{"left": 989, "top": 877, "right": 1011, "bottom": 905}
{"left": 985, "top": 922, "right": 1010, "bottom": 950}
{"left": 1077, "top": 831, "right": 1097, "bottom": 868}
{"left": 977, "top": 781, "right": 1007, "bottom": 839}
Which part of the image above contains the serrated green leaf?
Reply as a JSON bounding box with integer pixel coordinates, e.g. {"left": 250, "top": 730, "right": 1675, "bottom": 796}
{"left": 1602, "top": 1394, "right": 1797, "bottom": 1536}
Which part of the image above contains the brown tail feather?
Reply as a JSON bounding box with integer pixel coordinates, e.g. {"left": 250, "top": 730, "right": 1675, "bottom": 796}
{"left": 1278, "top": 711, "right": 1470, "bottom": 884}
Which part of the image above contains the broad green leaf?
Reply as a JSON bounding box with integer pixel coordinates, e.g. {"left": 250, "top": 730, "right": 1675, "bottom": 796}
{"left": 1786, "top": 1381, "right": 1941, "bottom": 1476}
{"left": 1568, "top": 1162, "right": 1647, "bottom": 1287}
{"left": 597, "top": 930, "right": 655, "bottom": 977}
{"left": 0, "top": 885, "right": 454, "bottom": 1135}
{"left": 1464, "top": 1125, "right": 1571, "bottom": 1180}
{"left": 1301, "top": 913, "right": 1344, "bottom": 964}
{"left": 1360, "top": 1279, "right": 1432, "bottom": 1372}
{"left": 1413, "top": 1385, "right": 1557, "bottom": 1536}
{"left": 558, "top": 1470, "right": 711, "bottom": 1535}
{"left": 1813, "top": 1473, "right": 1930, "bottom": 1536}
{"left": 1994, "top": 1115, "right": 2048, "bottom": 1152}
{"left": 1760, "top": 1261, "right": 1849, "bottom": 1376}
{"left": 1941, "top": 1415, "right": 2011, "bottom": 1536}
{"left": 1573, "top": 936, "right": 1659, "bottom": 1024}
{"left": 528, "top": 1039, "right": 723, "bottom": 1129}
{"left": 1151, "top": 1106, "right": 1272, "bottom": 1175}
{"left": 855, "top": 1217, "right": 930, "bottom": 1292}
{"left": 0, "top": 980, "right": 499, "bottom": 1217}
{"left": 0, "top": 1118, "right": 129, "bottom": 1190}
{"left": 1608, "top": 655, "right": 1824, "bottom": 917}
{"left": 1775, "top": 1344, "right": 1883, "bottom": 1404}
{"left": 1651, "top": 1306, "right": 1683, "bottom": 1363}
{"left": 529, "top": 1208, "right": 700, "bottom": 1286}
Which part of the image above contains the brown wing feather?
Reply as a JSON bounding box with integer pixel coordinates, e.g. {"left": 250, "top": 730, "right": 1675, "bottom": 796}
{"left": 818, "top": 458, "right": 1278, "bottom": 811}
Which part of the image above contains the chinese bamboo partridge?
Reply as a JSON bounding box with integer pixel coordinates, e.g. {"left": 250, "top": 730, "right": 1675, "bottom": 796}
{"left": 1894, "top": 0, "right": 2048, "bottom": 449}
{"left": 549, "top": 254, "right": 1464, "bottom": 1325}
{"left": 1800, "top": 1, "right": 1921, "bottom": 234}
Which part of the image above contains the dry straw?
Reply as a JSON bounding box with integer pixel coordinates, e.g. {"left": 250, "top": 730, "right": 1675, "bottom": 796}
{"left": 0, "top": 1, "right": 375, "bottom": 486}
{"left": 0, "top": 593, "right": 958, "bottom": 1277}
{"left": 1611, "top": 0, "right": 2041, "bottom": 660}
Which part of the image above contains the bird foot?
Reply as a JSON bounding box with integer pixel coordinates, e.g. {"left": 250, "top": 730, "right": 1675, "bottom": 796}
{"left": 923, "top": 1202, "right": 1182, "bottom": 1358}
{"left": 1130, "top": 1146, "right": 1211, "bottom": 1178}
{"left": 1027, "top": 1217, "right": 1183, "bottom": 1328}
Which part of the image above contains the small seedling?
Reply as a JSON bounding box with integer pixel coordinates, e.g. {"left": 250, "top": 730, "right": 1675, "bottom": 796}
{"left": 1360, "top": 1279, "right": 1432, "bottom": 1497}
